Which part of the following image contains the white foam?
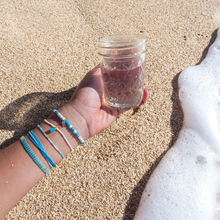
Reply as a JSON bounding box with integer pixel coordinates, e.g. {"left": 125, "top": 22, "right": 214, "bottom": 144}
{"left": 134, "top": 28, "right": 220, "bottom": 220}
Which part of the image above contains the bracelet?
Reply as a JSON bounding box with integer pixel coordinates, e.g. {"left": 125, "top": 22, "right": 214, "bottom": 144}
{"left": 37, "top": 125, "right": 65, "bottom": 159}
{"left": 44, "top": 119, "right": 74, "bottom": 151}
{"left": 28, "top": 130, "right": 56, "bottom": 168}
{"left": 53, "top": 110, "right": 85, "bottom": 146}
{"left": 20, "top": 136, "right": 50, "bottom": 174}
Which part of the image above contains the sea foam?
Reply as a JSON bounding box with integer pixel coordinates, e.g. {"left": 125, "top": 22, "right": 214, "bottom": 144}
{"left": 134, "top": 28, "right": 220, "bottom": 220}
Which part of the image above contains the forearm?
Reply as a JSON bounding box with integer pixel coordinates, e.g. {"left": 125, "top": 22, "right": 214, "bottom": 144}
{"left": 0, "top": 103, "right": 89, "bottom": 219}
{"left": 0, "top": 64, "right": 142, "bottom": 219}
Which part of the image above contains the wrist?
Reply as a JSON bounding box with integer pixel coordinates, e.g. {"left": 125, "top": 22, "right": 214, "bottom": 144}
{"left": 62, "top": 103, "right": 91, "bottom": 140}
{"left": 46, "top": 103, "right": 90, "bottom": 149}
{"left": 33, "top": 104, "right": 90, "bottom": 166}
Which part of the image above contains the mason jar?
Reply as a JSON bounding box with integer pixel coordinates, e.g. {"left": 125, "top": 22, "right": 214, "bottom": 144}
{"left": 98, "top": 35, "right": 147, "bottom": 109}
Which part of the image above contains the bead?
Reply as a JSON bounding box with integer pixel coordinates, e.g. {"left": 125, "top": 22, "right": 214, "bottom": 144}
{"left": 62, "top": 120, "right": 66, "bottom": 127}
{"left": 65, "top": 120, "right": 71, "bottom": 127}
{"left": 50, "top": 127, "right": 56, "bottom": 132}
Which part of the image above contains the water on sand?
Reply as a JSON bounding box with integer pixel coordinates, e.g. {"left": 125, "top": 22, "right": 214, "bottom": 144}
{"left": 134, "top": 28, "right": 220, "bottom": 220}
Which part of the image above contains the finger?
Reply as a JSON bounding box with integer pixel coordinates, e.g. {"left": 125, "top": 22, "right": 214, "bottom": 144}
{"left": 87, "top": 64, "right": 101, "bottom": 77}
{"left": 70, "top": 65, "right": 103, "bottom": 104}
{"left": 101, "top": 101, "right": 126, "bottom": 117}
{"left": 102, "top": 88, "right": 149, "bottom": 115}
{"left": 139, "top": 89, "right": 149, "bottom": 106}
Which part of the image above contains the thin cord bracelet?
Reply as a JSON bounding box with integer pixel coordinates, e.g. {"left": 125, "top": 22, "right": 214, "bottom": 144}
{"left": 20, "top": 136, "right": 50, "bottom": 174}
{"left": 37, "top": 125, "right": 65, "bottom": 159}
{"left": 53, "top": 110, "right": 85, "bottom": 146}
{"left": 28, "top": 130, "right": 56, "bottom": 168}
{"left": 44, "top": 119, "right": 74, "bottom": 151}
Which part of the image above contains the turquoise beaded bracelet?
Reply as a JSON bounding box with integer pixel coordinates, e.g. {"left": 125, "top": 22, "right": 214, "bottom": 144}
{"left": 53, "top": 110, "right": 85, "bottom": 146}
{"left": 44, "top": 119, "right": 74, "bottom": 151}
{"left": 20, "top": 136, "right": 50, "bottom": 174}
{"left": 37, "top": 125, "right": 65, "bottom": 159}
{"left": 28, "top": 130, "right": 56, "bottom": 168}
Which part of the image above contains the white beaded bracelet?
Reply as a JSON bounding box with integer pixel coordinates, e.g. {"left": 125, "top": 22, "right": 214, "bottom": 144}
{"left": 53, "top": 110, "right": 85, "bottom": 146}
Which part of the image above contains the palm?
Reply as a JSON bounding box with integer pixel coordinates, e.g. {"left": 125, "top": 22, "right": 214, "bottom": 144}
{"left": 69, "top": 65, "right": 148, "bottom": 137}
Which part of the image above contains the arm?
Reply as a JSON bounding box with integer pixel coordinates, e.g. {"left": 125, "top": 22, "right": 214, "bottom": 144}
{"left": 0, "top": 65, "right": 148, "bottom": 219}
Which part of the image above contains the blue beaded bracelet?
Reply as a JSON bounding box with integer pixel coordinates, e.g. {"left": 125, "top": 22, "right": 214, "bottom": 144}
{"left": 53, "top": 110, "right": 85, "bottom": 146}
{"left": 37, "top": 125, "right": 65, "bottom": 159}
{"left": 44, "top": 119, "right": 74, "bottom": 151}
{"left": 28, "top": 130, "right": 56, "bottom": 168}
{"left": 20, "top": 136, "right": 50, "bottom": 174}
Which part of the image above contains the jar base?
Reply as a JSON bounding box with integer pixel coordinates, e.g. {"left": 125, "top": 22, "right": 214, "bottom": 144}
{"left": 105, "top": 99, "right": 142, "bottom": 109}
{"left": 108, "top": 103, "right": 134, "bottom": 109}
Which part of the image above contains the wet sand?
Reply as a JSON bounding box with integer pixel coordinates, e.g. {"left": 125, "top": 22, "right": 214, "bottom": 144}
{"left": 1, "top": 0, "right": 219, "bottom": 219}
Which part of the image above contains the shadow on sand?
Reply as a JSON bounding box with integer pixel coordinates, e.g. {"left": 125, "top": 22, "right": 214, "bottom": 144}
{"left": 0, "top": 87, "right": 76, "bottom": 150}
{"left": 122, "top": 29, "right": 218, "bottom": 220}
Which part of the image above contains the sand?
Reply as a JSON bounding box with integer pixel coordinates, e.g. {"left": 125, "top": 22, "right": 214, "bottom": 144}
{"left": 0, "top": 0, "right": 219, "bottom": 219}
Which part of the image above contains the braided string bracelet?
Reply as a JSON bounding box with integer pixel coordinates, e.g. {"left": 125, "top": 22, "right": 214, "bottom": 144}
{"left": 44, "top": 119, "right": 74, "bottom": 151}
{"left": 20, "top": 136, "right": 50, "bottom": 174}
{"left": 53, "top": 110, "right": 85, "bottom": 146}
{"left": 28, "top": 130, "right": 56, "bottom": 168}
{"left": 37, "top": 125, "right": 65, "bottom": 159}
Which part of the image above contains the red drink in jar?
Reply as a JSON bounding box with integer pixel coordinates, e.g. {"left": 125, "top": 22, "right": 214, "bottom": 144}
{"left": 101, "top": 62, "right": 145, "bottom": 108}
{"left": 98, "top": 35, "right": 147, "bottom": 109}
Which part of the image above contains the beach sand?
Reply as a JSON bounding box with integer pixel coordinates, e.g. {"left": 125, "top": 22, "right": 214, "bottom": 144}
{"left": 0, "top": 0, "right": 219, "bottom": 219}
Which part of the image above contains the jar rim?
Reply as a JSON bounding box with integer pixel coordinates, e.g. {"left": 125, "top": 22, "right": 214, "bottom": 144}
{"left": 98, "top": 34, "right": 147, "bottom": 49}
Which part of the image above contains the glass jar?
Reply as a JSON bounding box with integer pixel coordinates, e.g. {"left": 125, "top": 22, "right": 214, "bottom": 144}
{"left": 98, "top": 35, "right": 147, "bottom": 109}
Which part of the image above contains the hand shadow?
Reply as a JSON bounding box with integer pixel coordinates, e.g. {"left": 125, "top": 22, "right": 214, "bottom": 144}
{"left": 122, "top": 29, "right": 218, "bottom": 220}
{"left": 0, "top": 87, "right": 76, "bottom": 150}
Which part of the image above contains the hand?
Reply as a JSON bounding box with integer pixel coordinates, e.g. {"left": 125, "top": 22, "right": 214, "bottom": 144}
{"left": 66, "top": 65, "right": 149, "bottom": 139}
